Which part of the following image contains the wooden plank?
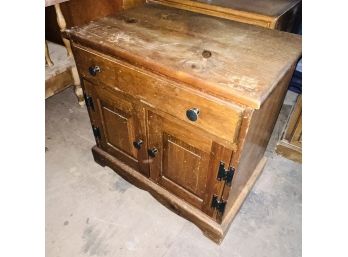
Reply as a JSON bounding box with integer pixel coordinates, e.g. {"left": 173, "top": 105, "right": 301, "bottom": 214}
{"left": 284, "top": 95, "right": 302, "bottom": 142}
{"left": 276, "top": 139, "right": 302, "bottom": 163}
{"left": 45, "top": 69, "right": 73, "bottom": 99}
{"left": 289, "top": 113, "right": 302, "bottom": 146}
{"left": 68, "top": 3, "right": 302, "bottom": 108}
{"left": 275, "top": 140, "right": 302, "bottom": 163}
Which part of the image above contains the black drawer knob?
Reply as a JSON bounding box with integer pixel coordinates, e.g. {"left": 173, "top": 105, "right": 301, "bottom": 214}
{"left": 148, "top": 147, "right": 158, "bottom": 158}
{"left": 186, "top": 108, "right": 200, "bottom": 122}
{"left": 88, "top": 65, "right": 101, "bottom": 76}
{"left": 133, "top": 139, "right": 143, "bottom": 150}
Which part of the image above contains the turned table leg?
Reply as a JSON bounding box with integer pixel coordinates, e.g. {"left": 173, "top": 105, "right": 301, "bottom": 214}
{"left": 54, "top": 3, "right": 72, "bottom": 57}
{"left": 45, "top": 40, "right": 54, "bottom": 67}
{"left": 71, "top": 66, "right": 84, "bottom": 105}
{"left": 54, "top": 3, "right": 84, "bottom": 106}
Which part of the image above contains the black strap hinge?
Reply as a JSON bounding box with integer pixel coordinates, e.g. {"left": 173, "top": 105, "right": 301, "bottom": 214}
{"left": 211, "top": 195, "right": 226, "bottom": 215}
{"left": 92, "top": 125, "right": 101, "bottom": 140}
{"left": 84, "top": 93, "right": 94, "bottom": 111}
{"left": 217, "top": 161, "right": 235, "bottom": 186}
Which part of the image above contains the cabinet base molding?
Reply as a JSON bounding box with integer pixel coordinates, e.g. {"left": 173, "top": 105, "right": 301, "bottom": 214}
{"left": 92, "top": 145, "right": 267, "bottom": 243}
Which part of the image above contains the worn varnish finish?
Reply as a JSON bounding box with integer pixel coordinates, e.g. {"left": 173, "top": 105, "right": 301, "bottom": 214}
{"left": 45, "top": 0, "right": 146, "bottom": 46}
{"left": 67, "top": 4, "right": 301, "bottom": 109}
{"left": 69, "top": 3, "right": 301, "bottom": 243}
{"left": 150, "top": 0, "right": 301, "bottom": 30}
{"left": 73, "top": 46, "right": 243, "bottom": 146}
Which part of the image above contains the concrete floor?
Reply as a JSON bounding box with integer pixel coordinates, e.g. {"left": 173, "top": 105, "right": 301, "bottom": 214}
{"left": 46, "top": 87, "right": 301, "bottom": 257}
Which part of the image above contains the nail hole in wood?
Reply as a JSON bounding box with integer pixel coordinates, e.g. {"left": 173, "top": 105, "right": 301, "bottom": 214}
{"left": 125, "top": 17, "right": 137, "bottom": 24}
{"left": 202, "top": 50, "right": 212, "bottom": 58}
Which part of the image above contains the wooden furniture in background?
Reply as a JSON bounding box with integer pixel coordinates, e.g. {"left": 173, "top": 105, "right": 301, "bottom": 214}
{"left": 45, "top": 0, "right": 144, "bottom": 45}
{"left": 276, "top": 95, "right": 302, "bottom": 162}
{"left": 150, "top": 0, "right": 301, "bottom": 31}
{"left": 68, "top": 4, "right": 301, "bottom": 243}
{"left": 45, "top": 0, "right": 84, "bottom": 105}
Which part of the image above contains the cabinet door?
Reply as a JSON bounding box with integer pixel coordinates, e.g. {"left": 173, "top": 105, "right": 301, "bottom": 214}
{"left": 147, "top": 111, "right": 232, "bottom": 217}
{"left": 84, "top": 80, "right": 149, "bottom": 177}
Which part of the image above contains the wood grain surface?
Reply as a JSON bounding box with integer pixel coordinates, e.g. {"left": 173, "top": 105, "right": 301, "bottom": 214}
{"left": 68, "top": 3, "right": 302, "bottom": 108}
{"left": 152, "top": 0, "right": 301, "bottom": 17}
{"left": 150, "top": 0, "right": 301, "bottom": 29}
{"left": 73, "top": 45, "right": 244, "bottom": 144}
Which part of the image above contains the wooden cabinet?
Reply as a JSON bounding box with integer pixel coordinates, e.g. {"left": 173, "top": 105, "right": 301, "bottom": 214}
{"left": 69, "top": 3, "right": 301, "bottom": 243}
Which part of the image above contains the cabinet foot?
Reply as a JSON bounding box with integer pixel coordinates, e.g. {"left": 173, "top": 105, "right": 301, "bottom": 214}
{"left": 75, "top": 85, "right": 85, "bottom": 106}
{"left": 71, "top": 66, "right": 85, "bottom": 106}
{"left": 92, "top": 146, "right": 106, "bottom": 167}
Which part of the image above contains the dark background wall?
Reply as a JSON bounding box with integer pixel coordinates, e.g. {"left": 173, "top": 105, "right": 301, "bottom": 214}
{"left": 45, "top": 0, "right": 127, "bottom": 44}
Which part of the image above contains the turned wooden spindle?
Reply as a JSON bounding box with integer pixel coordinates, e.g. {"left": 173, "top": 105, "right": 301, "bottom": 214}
{"left": 54, "top": 3, "right": 73, "bottom": 57}
{"left": 54, "top": 2, "right": 84, "bottom": 105}
{"left": 45, "top": 40, "right": 54, "bottom": 67}
{"left": 71, "top": 66, "right": 84, "bottom": 105}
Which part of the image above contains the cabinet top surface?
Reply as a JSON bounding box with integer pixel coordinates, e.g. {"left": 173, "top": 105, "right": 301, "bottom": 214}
{"left": 151, "top": 0, "right": 301, "bottom": 17}
{"left": 69, "top": 3, "right": 301, "bottom": 108}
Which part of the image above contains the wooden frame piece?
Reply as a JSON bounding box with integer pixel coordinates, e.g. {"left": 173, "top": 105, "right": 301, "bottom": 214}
{"left": 276, "top": 95, "right": 302, "bottom": 163}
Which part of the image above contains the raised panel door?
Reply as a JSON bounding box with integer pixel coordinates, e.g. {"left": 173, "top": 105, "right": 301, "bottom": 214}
{"left": 147, "top": 110, "right": 233, "bottom": 218}
{"left": 84, "top": 80, "right": 149, "bottom": 177}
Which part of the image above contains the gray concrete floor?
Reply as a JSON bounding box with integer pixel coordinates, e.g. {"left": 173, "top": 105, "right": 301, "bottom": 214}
{"left": 46, "top": 87, "right": 301, "bottom": 257}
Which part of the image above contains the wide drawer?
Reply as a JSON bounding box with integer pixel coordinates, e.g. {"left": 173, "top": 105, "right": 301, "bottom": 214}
{"left": 73, "top": 45, "right": 244, "bottom": 144}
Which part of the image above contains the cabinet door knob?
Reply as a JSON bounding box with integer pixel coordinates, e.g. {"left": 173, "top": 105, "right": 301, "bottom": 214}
{"left": 148, "top": 147, "right": 158, "bottom": 158}
{"left": 88, "top": 65, "right": 101, "bottom": 76}
{"left": 186, "top": 108, "right": 200, "bottom": 122}
{"left": 133, "top": 139, "right": 143, "bottom": 150}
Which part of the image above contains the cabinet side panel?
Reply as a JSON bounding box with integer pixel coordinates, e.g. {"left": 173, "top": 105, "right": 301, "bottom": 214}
{"left": 222, "top": 65, "right": 296, "bottom": 221}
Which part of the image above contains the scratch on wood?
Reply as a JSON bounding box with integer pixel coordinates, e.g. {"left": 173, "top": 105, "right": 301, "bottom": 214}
{"left": 109, "top": 32, "right": 134, "bottom": 43}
